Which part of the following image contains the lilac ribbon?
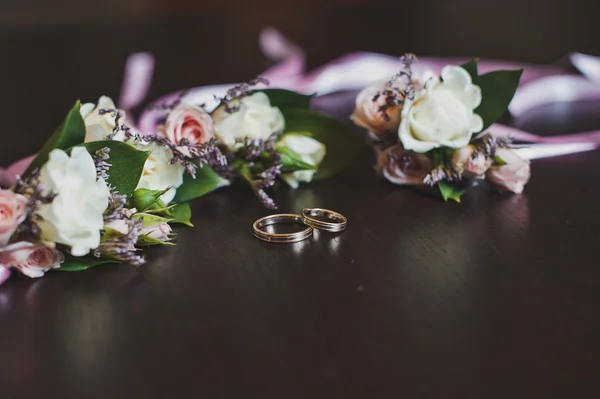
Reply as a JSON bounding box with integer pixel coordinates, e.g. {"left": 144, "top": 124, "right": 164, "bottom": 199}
{"left": 2, "top": 30, "right": 600, "bottom": 189}
{"left": 0, "top": 267, "right": 10, "bottom": 286}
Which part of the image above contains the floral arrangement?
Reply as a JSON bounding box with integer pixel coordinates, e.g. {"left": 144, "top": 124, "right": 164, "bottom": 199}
{"left": 0, "top": 81, "right": 362, "bottom": 284}
{"left": 352, "top": 55, "right": 531, "bottom": 201}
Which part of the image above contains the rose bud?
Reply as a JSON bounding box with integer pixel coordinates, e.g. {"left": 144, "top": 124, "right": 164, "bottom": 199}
{"left": 162, "top": 104, "right": 215, "bottom": 146}
{"left": 351, "top": 80, "right": 404, "bottom": 136}
{"left": 377, "top": 145, "right": 433, "bottom": 185}
{"left": 0, "top": 242, "right": 64, "bottom": 278}
{"left": 0, "top": 190, "right": 28, "bottom": 246}
{"left": 141, "top": 222, "right": 172, "bottom": 241}
{"left": 486, "top": 148, "right": 531, "bottom": 194}
{"left": 452, "top": 145, "right": 492, "bottom": 177}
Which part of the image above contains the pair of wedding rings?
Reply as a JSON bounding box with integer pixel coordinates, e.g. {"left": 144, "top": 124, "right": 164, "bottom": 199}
{"left": 253, "top": 208, "right": 347, "bottom": 243}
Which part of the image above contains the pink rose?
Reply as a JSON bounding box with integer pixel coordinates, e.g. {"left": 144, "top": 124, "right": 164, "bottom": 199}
{"left": 452, "top": 146, "right": 492, "bottom": 177}
{"left": 377, "top": 145, "right": 433, "bottom": 185}
{"left": 0, "top": 190, "right": 28, "bottom": 246}
{"left": 486, "top": 148, "right": 531, "bottom": 194}
{"left": 0, "top": 242, "right": 63, "bottom": 278}
{"left": 142, "top": 222, "right": 171, "bottom": 241}
{"left": 351, "top": 80, "right": 404, "bottom": 136}
{"left": 162, "top": 104, "right": 215, "bottom": 145}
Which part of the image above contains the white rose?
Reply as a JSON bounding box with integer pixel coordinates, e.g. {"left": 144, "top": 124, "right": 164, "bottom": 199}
{"left": 277, "top": 134, "right": 326, "bottom": 189}
{"left": 38, "top": 148, "right": 110, "bottom": 256}
{"left": 212, "top": 92, "right": 285, "bottom": 148}
{"left": 81, "top": 96, "right": 126, "bottom": 142}
{"left": 135, "top": 142, "right": 185, "bottom": 205}
{"left": 398, "top": 66, "right": 483, "bottom": 153}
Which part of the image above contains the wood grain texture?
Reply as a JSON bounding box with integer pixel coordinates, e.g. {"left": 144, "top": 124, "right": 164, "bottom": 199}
{"left": 1, "top": 9, "right": 599, "bottom": 399}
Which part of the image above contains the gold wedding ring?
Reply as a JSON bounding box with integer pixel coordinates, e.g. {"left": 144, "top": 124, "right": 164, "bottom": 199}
{"left": 253, "top": 214, "right": 313, "bottom": 243}
{"left": 301, "top": 208, "right": 347, "bottom": 233}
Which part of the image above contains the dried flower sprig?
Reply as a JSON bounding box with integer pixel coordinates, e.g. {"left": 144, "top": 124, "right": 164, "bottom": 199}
{"left": 372, "top": 53, "right": 419, "bottom": 122}
{"left": 214, "top": 77, "right": 269, "bottom": 114}
{"left": 12, "top": 169, "right": 56, "bottom": 239}
{"left": 472, "top": 133, "right": 513, "bottom": 158}
{"left": 423, "top": 165, "right": 463, "bottom": 186}
{"left": 93, "top": 218, "right": 146, "bottom": 266}
{"left": 103, "top": 193, "right": 128, "bottom": 223}
{"left": 233, "top": 132, "right": 283, "bottom": 209}
{"left": 92, "top": 147, "right": 111, "bottom": 182}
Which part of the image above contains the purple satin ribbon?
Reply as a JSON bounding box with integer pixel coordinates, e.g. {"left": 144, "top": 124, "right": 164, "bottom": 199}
{"left": 2, "top": 29, "right": 600, "bottom": 187}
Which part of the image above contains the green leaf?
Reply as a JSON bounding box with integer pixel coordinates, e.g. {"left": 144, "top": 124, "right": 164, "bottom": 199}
{"left": 458, "top": 59, "right": 522, "bottom": 132}
{"left": 132, "top": 212, "right": 171, "bottom": 227}
{"left": 169, "top": 202, "right": 193, "bottom": 226}
{"left": 281, "top": 109, "right": 366, "bottom": 179}
{"left": 101, "top": 226, "right": 126, "bottom": 242}
{"left": 475, "top": 69, "right": 523, "bottom": 131}
{"left": 437, "top": 181, "right": 466, "bottom": 203}
{"left": 137, "top": 234, "right": 174, "bottom": 247}
{"left": 57, "top": 254, "right": 120, "bottom": 272}
{"left": 460, "top": 59, "right": 479, "bottom": 81}
{"left": 24, "top": 101, "right": 86, "bottom": 176}
{"left": 80, "top": 141, "right": 151, "bottom": 197}
{"left": 172, "top": 165, "right": 228, "bottom": 203}
{"left": 253, "top": 89, "right": 314, "bottom": 109}
{"left": 131, "top": 188, "right": 171, "bottom": 211}
{"left": 493, "top": 155, "right": 507, "bottom": 166}
{"left": 277, "top": 146, "right": 318, "bottom": 173}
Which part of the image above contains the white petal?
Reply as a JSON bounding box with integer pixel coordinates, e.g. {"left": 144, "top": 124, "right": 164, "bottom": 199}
{"left": 470, "top": 113, "right": 484, "bottom": 133}
{"left": 441, "top": 65, "right": 473, "bottom": 89}
{"left": 80, "top": 103, "right": 95, "bottom": 118}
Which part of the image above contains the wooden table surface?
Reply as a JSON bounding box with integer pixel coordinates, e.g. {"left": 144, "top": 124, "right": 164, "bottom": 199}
{"left": 1, "top": 10, "right": 599, "bottom": 398}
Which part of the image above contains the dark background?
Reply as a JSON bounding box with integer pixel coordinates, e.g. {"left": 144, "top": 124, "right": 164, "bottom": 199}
{"left": 0, "top": 0, "right": 598, "bottom": 161}
{"left": 1, "top": 1, "right": 600, "bottom": 398}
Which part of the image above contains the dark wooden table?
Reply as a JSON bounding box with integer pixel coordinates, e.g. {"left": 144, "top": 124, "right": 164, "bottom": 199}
{"left": 1, "top": 10, "right": 600, "bottom": 398}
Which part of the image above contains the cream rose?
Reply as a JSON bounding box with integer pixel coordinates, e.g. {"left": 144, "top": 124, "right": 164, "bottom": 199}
{"left": 212, "top": 92, "right": 285, "bottom": 148}
{"left": 135, "top": 142, "right": 185, "bottom": 205}
{"left": 81, "top": 96, "right": 125, "bottom": 142}
{"left": 486, "top": 148, "right": 531, "bottom": 194}
{"left": 0, "top": 241, "right": 63, "bottom": 278}
{"left": 38, "top": 147, "right": 110, "bottom": 256}
{"left": 399, "top": 66, "right": 483, "bottom": 153}
{"left": 277, "top": 134, "right": 326, "bottom": 189}
{"left": 0, "top": 190, "right": 28, "bottom": 246}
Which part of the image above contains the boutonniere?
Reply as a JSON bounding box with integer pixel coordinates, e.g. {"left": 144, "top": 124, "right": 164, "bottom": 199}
{"left": 0, "top": 79, "right": 363, "bottom": 283}
{"left": 352, "top": 54, "right": 528, "bottom": 201}
{"left": 151, "top": 80, "right": 364, "bottom": 209}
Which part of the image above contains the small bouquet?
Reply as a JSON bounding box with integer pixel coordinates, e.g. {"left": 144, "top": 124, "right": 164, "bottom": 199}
{"left": 352, "top": 55, "right": 530, "bottom": 201}
{"left": 0, "top": 80, "right": 362, "bottom": 284}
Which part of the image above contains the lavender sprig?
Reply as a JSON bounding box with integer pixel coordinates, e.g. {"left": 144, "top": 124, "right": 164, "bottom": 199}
{"left": 214, "top": 77, "right": 269, "bottom": 114}
{"left": 233, "top": 132, "right": 283, "bottom": 209}
{"left": 423, "top": 165, "right": 462, "bottom": 186}
{"left": 12, "top": 169, "right": 56, "bottom": 239}
{"left": 92, "top": 147, "right": 111, "bottom": 181}
{"left": 372, "top": 53, "right": 419, "bottom": 122}
{"left": 472, "top": 133, "right": 513, "bottom": 157}
{"left": 93, "top": 218, "right": 146, "bottom": 266}
{"left": 103, "top": 193, "right": 128, "bottom": 222}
